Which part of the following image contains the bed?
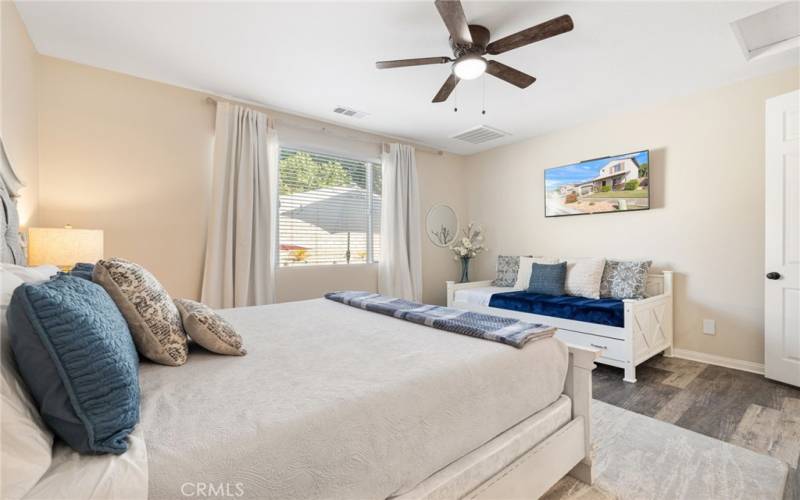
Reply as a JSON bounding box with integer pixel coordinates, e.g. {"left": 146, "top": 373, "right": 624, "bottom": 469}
{"left": 1, "top": 170, "right": 598, "bottom": 499}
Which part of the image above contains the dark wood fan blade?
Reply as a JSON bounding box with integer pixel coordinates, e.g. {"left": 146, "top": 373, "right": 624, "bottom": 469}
{"left": 435, "top": 0, "right": 472, "bottom": 46}
{"left": 485, "top": 60, "right": 536, "bottom": 88}
{"left": 375, "top": 57, "right": 451, "bottom": 69}
{"left": 486, "top": 14, "right": 573, "bottom": 55}
{"left": 432, "top": 73, "right": 460, "bottom": 102}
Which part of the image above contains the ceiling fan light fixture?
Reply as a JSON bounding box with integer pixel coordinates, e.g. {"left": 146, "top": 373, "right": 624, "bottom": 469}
{"left": 452, "top": 55, "right": 487, "bottom": 80}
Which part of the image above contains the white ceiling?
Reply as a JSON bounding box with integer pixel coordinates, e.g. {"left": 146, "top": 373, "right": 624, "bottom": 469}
{"left": 16, "top": 1, "right": 800, "bottom": 155}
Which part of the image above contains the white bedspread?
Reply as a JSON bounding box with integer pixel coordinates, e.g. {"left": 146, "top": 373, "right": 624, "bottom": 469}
{"left": 138, "top": 298, "right": 568, "bottom": 499}
{"left": 453, "top": 286, "right": 519, "bottom": 306}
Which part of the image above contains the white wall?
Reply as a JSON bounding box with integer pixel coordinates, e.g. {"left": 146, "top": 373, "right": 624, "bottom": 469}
{"left": 1, "top": 1, "right": 39, "bottom": 226}
{"left": 464, "top": 67, "right": 800, "bottom": 365}
{"left": 37, "top": 56, "right": 466, "bottom": 303}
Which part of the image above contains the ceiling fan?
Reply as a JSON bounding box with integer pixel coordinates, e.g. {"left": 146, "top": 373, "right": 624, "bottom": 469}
{"left": 375, "top": 0, "right": 574, "bottom": 103}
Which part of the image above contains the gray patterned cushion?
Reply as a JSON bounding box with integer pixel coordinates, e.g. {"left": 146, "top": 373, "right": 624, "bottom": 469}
{"left": 492, "top": 255, "right": 520, "bottom": 286}
{"left": 175, "top": 299, "right": 247, "bottom": 356}
{"left": 600, "top": 260, "right": 652, "bottom": 299}
{"left": 93, "top": 258, "right": 188, "bottom": 366}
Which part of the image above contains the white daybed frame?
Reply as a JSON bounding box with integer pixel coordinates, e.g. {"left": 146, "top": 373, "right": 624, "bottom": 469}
{"left": 448, "top": 271, "right": 674, "bottom": 383}
{"left": 446, "top": 345, "right": 600, "bottom": 499}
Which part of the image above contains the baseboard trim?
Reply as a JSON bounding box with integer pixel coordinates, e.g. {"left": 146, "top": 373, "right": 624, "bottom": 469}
{"left": 672, "top": 348, "right": 765, "bottom": 375}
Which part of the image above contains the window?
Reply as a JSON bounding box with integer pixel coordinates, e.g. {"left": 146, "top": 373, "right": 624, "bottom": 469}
{"left": 278, "top": 147, "right": 381, "bottom": 266}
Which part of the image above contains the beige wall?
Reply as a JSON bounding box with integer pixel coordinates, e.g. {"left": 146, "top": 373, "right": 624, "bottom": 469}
{"left": 417, "top": 150, "right": 468, "bottom": 305}
{"left": 1, "top": 0, "right": 39, "bottom": 226}
{"left": 37, "top": 56, "right": 466, "bottom": 302}
{"left": 464, "top": 67, "right": 800, "bottom": 364}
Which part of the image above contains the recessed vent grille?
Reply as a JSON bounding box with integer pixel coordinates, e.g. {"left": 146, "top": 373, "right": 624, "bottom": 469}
{"left": 451, "top": 125, "right": 510, "bottom": 144}
{"left": 333, "top": 106, "right": 369, "bottom": 119}
{"left": 731, "top": 2, "right": 800, "bottom": 61}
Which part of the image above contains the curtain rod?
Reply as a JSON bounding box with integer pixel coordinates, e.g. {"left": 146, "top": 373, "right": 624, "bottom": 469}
{"left": 205, "top": 96, "right": 444, "bottom": 156}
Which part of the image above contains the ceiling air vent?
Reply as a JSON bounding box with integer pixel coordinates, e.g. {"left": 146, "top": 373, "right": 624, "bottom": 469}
{"left": 333, "top": 106, "right": 369, "bottom": 119}
{"left": 451, "top": 125, "right": 510, "bottom": 144}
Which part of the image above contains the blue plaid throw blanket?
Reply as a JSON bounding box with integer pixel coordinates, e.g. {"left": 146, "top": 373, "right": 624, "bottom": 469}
{"left": 324, "top": 291, "right": 556, "bottom": 348}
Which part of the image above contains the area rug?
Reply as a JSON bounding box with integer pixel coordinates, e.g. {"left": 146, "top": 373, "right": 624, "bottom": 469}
{"left": 543, "top": 400, "right": 788, "bottom": 500}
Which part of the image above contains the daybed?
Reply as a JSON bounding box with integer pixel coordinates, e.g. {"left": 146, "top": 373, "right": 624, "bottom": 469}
{"left": 448, "top": 271, "right": 673, "bottom": 383}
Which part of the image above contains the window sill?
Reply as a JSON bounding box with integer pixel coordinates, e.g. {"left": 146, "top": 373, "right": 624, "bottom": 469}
{"left": 278, "top": 263, "right": 378, "bottom": 271}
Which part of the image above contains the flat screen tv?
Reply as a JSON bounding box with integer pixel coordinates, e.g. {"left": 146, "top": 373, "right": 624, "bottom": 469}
{"left": 544, "top": 150, "right": 650, "bottom": 217}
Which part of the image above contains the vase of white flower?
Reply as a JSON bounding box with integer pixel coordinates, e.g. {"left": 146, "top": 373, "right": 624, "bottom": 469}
{"left": 449, "top": 223, "right": 486, "bottom": 283}
{"left": 459, "top": 256, "right": 471, "bottom": 283}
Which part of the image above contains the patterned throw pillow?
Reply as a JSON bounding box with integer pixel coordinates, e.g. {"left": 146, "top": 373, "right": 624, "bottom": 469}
{"left": 600, "top": 260, "right": 652, "bottom": 299}
{"left": 93, "top": 258, "right": 188, "bottom": 366}
{"left": 528, "top": 262, "right": 567, "bottom": 296}
{"left": 174, "top": 299, "right": 247, "bottom": 356}
{"left": 492, "top": 255, "right": 520, "bottom": 287}
{"left": 564, "top": 257, "right": 606, "bottom": 299}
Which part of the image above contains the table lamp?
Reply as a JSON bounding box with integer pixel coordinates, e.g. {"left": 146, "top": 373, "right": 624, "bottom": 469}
{"left": 27, "top": 225, "right": 104, "bottom": 271}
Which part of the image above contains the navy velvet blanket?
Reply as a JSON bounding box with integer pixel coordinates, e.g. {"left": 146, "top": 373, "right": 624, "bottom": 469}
{"left": 489, "top": 291, "right": 625, "bottom": 328}
{"left": 325, "top": 291, "right": 555, "bottom": 348}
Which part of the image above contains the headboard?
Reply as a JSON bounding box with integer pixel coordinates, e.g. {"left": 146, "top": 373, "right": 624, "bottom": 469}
{"left": 0, "top": 136, "right": 27, "bottom": 265}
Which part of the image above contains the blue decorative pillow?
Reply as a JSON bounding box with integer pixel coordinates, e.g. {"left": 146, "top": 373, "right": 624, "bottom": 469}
{"left": 7, "top": 274, "right": 140, "bottom": 454}
{"left": 528, "top": 262, "right": 567, "bottom": 296}
{"left": 68, "top": 262, "right": 95, "bottom": 281}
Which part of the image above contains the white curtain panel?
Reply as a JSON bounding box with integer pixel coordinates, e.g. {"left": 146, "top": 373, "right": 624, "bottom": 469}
{"left": 201, "top": 102, "right": 279, "bottom": 308}
{"left": 0, "top": 136, "right": 25, "bottom": 196}
{"left": 379, "top": 143, "right": 422, "bottom": 301}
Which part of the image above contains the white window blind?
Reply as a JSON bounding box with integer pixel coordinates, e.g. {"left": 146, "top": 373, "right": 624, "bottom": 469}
{"left": 279, "top": 148, "right": 381, "bottom": 266}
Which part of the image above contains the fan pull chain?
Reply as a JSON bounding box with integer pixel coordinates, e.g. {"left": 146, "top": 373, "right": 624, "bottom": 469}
{"left": 481, "top": 75, "right": 486, "bottom": 115}
{"left": 453, "top": 86, "right": 458, "bottom": 113}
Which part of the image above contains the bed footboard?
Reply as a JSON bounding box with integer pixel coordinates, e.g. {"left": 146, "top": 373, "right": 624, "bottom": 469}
{"left": 563, "top": 345, "right": 599, "bottom": 485}
{"left": 465, "top": 345, "right": 600, "bottom": 500}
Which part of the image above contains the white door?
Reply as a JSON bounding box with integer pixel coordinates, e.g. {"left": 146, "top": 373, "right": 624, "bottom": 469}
{"left": 765, "top": 90, "right": 800, "bottom": 387}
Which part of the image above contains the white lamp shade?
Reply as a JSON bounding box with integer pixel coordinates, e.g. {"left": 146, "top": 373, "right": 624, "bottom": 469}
{"left": 28, "top": 227, "right": 104, "bottom": 269}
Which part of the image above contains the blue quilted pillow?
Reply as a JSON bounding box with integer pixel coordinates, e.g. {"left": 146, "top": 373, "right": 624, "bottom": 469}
{"left": 7, "top": 274, "right": 140, "bottom": 454}
{"left": 68, "top": 262, "right": 95, "bottom": 281}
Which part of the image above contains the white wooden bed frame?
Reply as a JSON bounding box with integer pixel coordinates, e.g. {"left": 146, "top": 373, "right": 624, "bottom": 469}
{"left": 462, "top": 345, "right": 600, "bottom": 499}
{"left": 448, "top": 271, "right": 674, "bottom": 383}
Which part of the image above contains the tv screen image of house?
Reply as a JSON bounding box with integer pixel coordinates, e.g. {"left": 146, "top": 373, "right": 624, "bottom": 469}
{"left": 544, "top": 150, "right": 650, "bottom": 217}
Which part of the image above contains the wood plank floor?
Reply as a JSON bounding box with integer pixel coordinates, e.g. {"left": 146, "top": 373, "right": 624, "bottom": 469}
{"left": 593, "top": 355, "right": 800, "bottom": 500}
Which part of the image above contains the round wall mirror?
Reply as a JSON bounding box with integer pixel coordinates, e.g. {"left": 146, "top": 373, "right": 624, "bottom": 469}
{"left": 426, "top": 204, "right": 458, "bottom": 247}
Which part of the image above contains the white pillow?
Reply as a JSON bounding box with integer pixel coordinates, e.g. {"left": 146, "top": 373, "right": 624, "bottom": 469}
{"left": 564, "top": 258, "right": 606, "bottom": 299}
{"left": 515, "top": 256, "right": 561, "bottom": 289}
{"left": 0, "top": 264, "right": 60, "bottom": 286}
{"left": 1, "top": 272, "right": 24, "bottom": 307}
{"left": 1, "top": 265, "right": 59, "bottom": 499}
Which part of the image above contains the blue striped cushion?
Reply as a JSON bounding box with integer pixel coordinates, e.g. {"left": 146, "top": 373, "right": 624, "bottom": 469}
{"left": 7, "top": 274, "right": 140, "bottom": 454}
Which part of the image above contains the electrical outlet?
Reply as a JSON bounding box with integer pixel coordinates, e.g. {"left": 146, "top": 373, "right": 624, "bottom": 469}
{"left": 703, "top": 319, "right": 716, "bottom": 335}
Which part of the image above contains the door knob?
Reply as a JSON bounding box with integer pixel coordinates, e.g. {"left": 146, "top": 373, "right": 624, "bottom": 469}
{"left": 766, "top": 272, "right": 781, "bottom": 280}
